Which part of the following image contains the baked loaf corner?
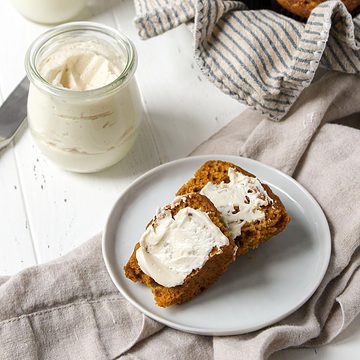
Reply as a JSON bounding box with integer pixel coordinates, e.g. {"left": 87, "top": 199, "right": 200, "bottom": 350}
{"left": 275, "top": 0, "right": 360, "bottom": 18}
{"left": 176, "top": 160, "right": 290, "bottom": 256}
{"left": 124, "top": 192, "right": 235, "bottom": 307}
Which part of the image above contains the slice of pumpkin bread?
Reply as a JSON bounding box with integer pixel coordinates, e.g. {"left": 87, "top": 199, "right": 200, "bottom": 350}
{"left": 124, "top": 193, "right": 236, "bottom": 307}
{"left": 177, "top": 160, "right": 290, "bottom": 257}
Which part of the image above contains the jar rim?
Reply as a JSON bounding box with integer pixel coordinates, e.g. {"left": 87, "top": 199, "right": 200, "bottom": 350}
{"left": 25, "top": 21, "right": 138, "bottom": 97}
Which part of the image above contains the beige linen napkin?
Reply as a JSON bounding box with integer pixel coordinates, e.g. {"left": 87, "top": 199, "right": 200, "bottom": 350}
{"left": 0, "top": 71, "right": 360, "bottom": 359}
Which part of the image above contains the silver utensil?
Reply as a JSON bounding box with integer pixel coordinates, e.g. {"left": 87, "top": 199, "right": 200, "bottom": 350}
{"left": 0, "top": 77, "right": 29, "bottom": 150}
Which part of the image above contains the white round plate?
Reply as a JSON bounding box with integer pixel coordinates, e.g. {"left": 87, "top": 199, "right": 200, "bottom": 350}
{"left": 102, "top": 155, "right": 331, "bottom": 336}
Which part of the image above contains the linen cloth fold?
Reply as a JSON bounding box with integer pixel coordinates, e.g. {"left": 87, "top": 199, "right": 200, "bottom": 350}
{"left": 1, "top": 70, "right": 360, "bottom": 360}
{"left": 134, "top": 0, "right": 360, "bottom": 120}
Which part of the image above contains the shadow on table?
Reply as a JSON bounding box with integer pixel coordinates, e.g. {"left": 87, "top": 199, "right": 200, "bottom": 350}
{"left": 70, "top": 0, "right": 122, "bottom": 22}
{"left": 334, "top": 113, "right": 360, "bottom": 130}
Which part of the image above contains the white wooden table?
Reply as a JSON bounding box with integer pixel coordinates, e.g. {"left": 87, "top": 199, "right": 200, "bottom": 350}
{"left": 0, "top": 0, "right": 359, "bottom": 358}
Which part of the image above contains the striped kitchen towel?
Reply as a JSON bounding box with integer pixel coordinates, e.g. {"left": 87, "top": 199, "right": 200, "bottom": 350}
{"left": 134, "top": 0, "right": 360, "bottom": 120}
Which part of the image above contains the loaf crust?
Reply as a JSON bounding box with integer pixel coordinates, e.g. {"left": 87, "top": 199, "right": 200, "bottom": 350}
{"left": 176, "top": 160, "right": 290, "bottom": 257}
{"left": 275, "top": 0, "right": 360, "bottom": 18}
{"left": 124, "top": 193, "right": 235, "bottom": 307}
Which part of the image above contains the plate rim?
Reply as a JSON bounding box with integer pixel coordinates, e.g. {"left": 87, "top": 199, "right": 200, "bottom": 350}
{"left": 102, "top": 155, "right": 331, "bottom": 336}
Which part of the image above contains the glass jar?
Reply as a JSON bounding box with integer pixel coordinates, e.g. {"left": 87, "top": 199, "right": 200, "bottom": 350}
{"left": 25, "top": 22, "right": 142, "bottom": 173}
{"left": 13, "top": 0, "right": 86, "bottom": 24}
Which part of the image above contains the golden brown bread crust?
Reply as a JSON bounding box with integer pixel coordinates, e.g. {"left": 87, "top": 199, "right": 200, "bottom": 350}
{"left": 124, "top": 192, "right": 235, "bottom": 307}
{"left": 275, "top": 0, "right": 360, "bottom": 18}
{"left": 176, "top": 160, "right": 290, "bottom": 257}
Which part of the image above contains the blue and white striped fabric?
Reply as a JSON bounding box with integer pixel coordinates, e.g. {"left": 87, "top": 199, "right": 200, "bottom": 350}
{"left": 134, "top": 0, "right": 360, "bottom": 120}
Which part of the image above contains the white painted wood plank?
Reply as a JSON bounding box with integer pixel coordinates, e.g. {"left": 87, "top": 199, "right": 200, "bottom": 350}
{"left": 0, "top": 147, "right": 37, "bottom": 274}
{"left": 0, "top": 100, "right": 36, "bottom": 275}
{"left": 0, "top": 0, "right": 161, "bottom": 263}
{"left": 0, "top": 0, "right": 38, "bottom": 274}
{"left": 0, "top": 2, "right": 47, "bottom": 97}
{"left": 13, "top": 118, "right": 160, "bottom": 260}
{"left": 111, "top": 0, "right": 246, "bottom": 162}
{"left": 0, "top": 0, "right": 51, "bottom": 274}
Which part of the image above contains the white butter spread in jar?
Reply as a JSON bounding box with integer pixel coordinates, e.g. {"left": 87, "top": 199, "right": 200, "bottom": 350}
{"left": 38, "top": 40, "right": 122, "bottom": 91}
{"left": 136, "top": 207, "right": 229, "bottom": 288}
{"left": 25, "top": 22, "right": 142, "bottom": 173}
{"left": 200, "top": 168, "right": 272, "bottom": 239}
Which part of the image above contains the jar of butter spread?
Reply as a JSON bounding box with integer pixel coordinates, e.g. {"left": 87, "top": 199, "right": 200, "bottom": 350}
{"left": 25, "top": 22, "right": 142, "bottom": 173}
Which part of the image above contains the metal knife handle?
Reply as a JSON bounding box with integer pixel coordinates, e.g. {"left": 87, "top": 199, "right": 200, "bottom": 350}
{"left": 0, "top": 122, "right": 25, "bottom": 150}
{"left": 0, "top": 136, "right": 12, "bottom": 150}
{"left": 0, "top": 77, "right": 29, "bottom": 150}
